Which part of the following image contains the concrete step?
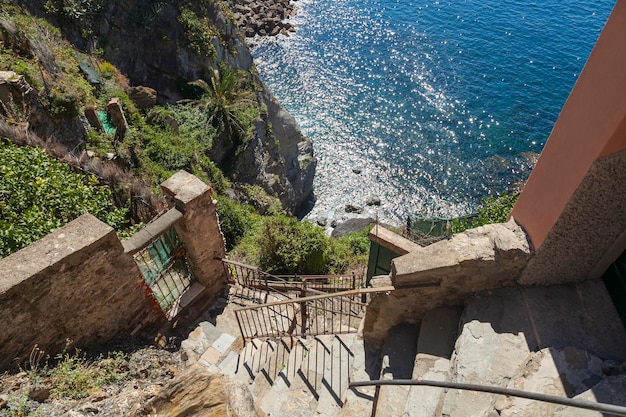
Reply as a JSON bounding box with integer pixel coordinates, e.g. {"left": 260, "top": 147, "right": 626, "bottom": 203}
{"left": 260, "top": 337, "right": 312, "bottom": 416}
{"left": 404, "top": 306, "right": 462, "bottom": 417}
{"left": 373, "top": 323, "right": 419, "bottom": 417}
{"left": 180, "top": 321, "right": 226, "bottom": 365}
{"left": 251, "top": 337, "right": 296, "bottom": 400}
{"left": 233, "top": 339, "right": 277, "bottom": 384}
{"left": 197, "top": 331, "right": 238, "bottom": 370}
{"left": 338, "top": 336, "right": 381, "bottom": 417}
{"left": 312, "top": 333, "right": 358, "bottom": 416}
{"left": 274, "top": 336, "right": 334, "bottom": 417}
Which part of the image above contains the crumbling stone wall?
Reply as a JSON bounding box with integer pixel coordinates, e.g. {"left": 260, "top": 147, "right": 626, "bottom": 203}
{"left": 0, "top": 214, "right": 165, "bottom": 370}
{"left": 363, "top": 219, "right": 532, "bottom": 350}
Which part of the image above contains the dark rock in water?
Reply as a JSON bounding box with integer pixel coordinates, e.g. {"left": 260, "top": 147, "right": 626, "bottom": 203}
{"left": 352, "top": 168, "right": 362, "bottom": 174}
{"left": 229, "top": 0, "right": 298, "bottom": 38}
{"left": 366, "top": 196, "right": 381, "bottom": 206}
{"left": 519, "top": 151, "right": 540, "bottom": 168}
{"left": 345, "top": 204, "right": 364, "bottom": 214}
{"left": 316, "top": 217, "right": 328, "bottom": 227}
{"left": 331, "top": 218, "right": 375, "bottom": 237}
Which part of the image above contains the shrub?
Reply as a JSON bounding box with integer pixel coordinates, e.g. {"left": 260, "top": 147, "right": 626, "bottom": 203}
{"left": 97, "top": 60, "right": 117, "bottom": 79}
{"left": 0, "top": 141, "right": 128, "bottom": 258}
{"left": 327, "top": 227, "right": 371, "bottom": 274}
{"left": 451, "top": 192, "right": 519, "bottom": 233}
{"left": 48, "top": 350, "right": 128, "bottom": 400}
{"left": 177, "top": 8, "right": 218, "bottom": 57}
{"left": 216, "top": 196, "right": 258, "bottom": 250}
{"left": 257, "top": 215, "right": 329, "bottom": 275}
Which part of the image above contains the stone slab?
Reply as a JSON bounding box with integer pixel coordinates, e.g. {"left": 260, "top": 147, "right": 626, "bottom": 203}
{"left": 213, "top": 332, "right": 236, "bottom": 353}
{"left": 339, "top": 336, "right": 379, "bottom": 417}
{"left": 440, "top": 287, "right": 537, "bottom": 417}
{"left": 260, "top": 338, "right": 310, "bottom": 416}
{"left": 375, "top": 323, "right": 419, "bottom": 417}
{"left": 551, "top": 375, "right": 626, "bottom": 417}
{"left": 522, "top": 282, "right": 626, "bottom": 361}
{"left": 199, "top": 346, "right": 221, "bottom": 367}
{"left": 313, "top": 333, "right": 357, "bottom": 416}
{"left": 404, "top": 355, "right": 450, "bottom": 417}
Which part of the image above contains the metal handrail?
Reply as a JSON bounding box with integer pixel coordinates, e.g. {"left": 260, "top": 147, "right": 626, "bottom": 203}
{"left": 234, "top": 286, "right": 395, "bottom": 312}
{"left": 221, "top": 258, "right": 366, "bottom": 297}
{"left": 349, "top": 379, "right": 626, "bottom": 417}
{"left": 234, "top": 286, "right": 394, "bottom": 342}
{"left": 220, "top": 258, "right": 306, "bottom": 299}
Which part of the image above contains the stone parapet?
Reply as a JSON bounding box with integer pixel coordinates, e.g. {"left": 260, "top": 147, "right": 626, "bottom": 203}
{"left": 392, "top": 219, "right": 530, "bottom": 288}
{"left": 0, "top": 214, "right": 165, "bottom": 370}
{"left": 369, "top": 225, "right": 422, "bottom": 256}
{"left": 363, "top": 219, "right": 531, "bottom": 349}
{"left": 161, "top": 171, "right": 228, "bottom": 297}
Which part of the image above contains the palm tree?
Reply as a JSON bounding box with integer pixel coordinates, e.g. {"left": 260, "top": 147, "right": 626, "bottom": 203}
{"left": 188, "top": 66, "right": 257, "bottom": 151}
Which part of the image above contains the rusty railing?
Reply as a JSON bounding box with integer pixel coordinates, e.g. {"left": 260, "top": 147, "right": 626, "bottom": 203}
{"left": 276, "top": 273, "right": 365, "bottom": 293}
{"left": 233, "top": 286, "right": 394, "bottom": 342}
{"left": 221, "top": 259, "right": 365, "bottom": 297}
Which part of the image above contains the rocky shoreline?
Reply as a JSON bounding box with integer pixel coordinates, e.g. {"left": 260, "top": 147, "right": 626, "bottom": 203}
{"left": 229, "top": 0, "right": 298, "bottom": 37}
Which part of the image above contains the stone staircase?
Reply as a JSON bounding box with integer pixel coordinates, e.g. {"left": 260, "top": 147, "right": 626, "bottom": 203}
{"left": 180, "top": 281, "right": 626, "bottom": 417}
{"left": 179, "top": 285, "right": 464, "bottom": 417}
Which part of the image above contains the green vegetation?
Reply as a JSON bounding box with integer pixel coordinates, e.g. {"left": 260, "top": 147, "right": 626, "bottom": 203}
{"left": 177, "top": 7, "right": 219, "bottom": 57}
{"left": 216, "top": 196, "right": 259, "bottom": 251}
{"left": 187, "top": 66, "right": 259, "bottom": 159}
{"left": 0, "top": 11, "right": 95, "bottom": 117}
{"left": 0, "top": 141, "right": 127, "bottom": 258}
{"left": 257, "top": 215, "right": 329, "bottom": 275}
{"left": 0, "top": 1, "right": 371, "bottom": 275}
{"left": 2, "top": 345, "right": 128, "bottom": 416}
{"left": 46, "top": 350, "right": 128, "bottom": 400}
{"left": 225, "top": 202, "right": 371, "bottom": 275}
{"left": 451, "top": 192, "right": 519, "bottom": 233}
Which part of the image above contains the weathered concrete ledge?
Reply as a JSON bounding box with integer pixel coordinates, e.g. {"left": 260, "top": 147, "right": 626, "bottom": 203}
{"left": 364, "top": 219, "right": 531, "bottom": 349}
{"left": 122, "top": 208, "right": 183, "bottom": 255}
{"left": 369, "top": 225, "right": 422, "bottom": 256}
{"left": 392, "top": 219, "right": 530, "bottom": 288}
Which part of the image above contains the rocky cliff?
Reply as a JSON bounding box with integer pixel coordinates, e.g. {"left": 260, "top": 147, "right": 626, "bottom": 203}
{"left": 12, "top": 0, "right": 315, "bottom": 213}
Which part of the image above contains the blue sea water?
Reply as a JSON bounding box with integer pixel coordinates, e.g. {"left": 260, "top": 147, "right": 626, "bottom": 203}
{"left": 252, "top": 0, "right": 615, "bottom": 224}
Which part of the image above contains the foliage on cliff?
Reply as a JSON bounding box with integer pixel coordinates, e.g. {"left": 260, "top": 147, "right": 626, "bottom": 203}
{"left": 0, "top": 141, "right": 127, "bottom": 258}
{"left": 0, "top": 0, "right": 327, "bottom": 272}
{"left": 451, "top": 192, "right": 519, "bottom": 233}
{"left": 220, "top": 200, "right": 370, "bottom": 275}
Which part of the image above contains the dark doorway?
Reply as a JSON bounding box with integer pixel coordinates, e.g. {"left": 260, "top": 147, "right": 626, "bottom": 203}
{"left": 603, "top": 248, "right": 626, "bottom": 328}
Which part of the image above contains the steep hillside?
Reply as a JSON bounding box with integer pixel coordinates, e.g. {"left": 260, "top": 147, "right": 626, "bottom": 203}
{"left": 2, "top": 0, "right": 315, "bottom": 213}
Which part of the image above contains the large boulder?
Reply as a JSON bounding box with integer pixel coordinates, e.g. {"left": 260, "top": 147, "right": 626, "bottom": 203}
{"left": 131, "top": 364, "right": 262, "bottom": 417}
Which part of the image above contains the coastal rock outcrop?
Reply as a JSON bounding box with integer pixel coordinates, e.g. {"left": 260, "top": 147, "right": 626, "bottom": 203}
{"left": 229, "top": 0, "right": 298, "bottom": 38}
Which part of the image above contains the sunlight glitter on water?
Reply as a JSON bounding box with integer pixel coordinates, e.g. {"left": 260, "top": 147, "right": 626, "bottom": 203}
{"left": 253, "top": 0, "right": 614, "bottom": 225}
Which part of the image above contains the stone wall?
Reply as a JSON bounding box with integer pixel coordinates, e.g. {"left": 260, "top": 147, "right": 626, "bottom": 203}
{"left": 0, "top": 171, "right": 229, "bottom": 370}
{"left": 160, "top": 170, "right": 228, "bottom": 293}
{"left": 0, "top": 214, "right": 165, "bottom": 370}
{"left": 520, "top": 150, "right": 626, "bottom": 285}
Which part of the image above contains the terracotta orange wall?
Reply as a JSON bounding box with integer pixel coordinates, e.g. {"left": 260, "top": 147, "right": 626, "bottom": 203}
{"left": 512, "top": 0, "right": 626, "bottom": 249}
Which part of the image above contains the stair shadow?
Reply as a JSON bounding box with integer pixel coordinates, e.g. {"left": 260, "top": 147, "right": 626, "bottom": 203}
{"left": 321, "top": 335, "right": 356, "bottom": 406}
{"left": 348, "top": 339, "right": 381, "bottom": 401}
{"left": 258, "top": 338, "right": 292, "bottom": 386}
{"left": 381, "top": 323, "right": 419, "bottom": 379}
{"left": 241, "top": 339, "right": 275, "bottom": 381}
